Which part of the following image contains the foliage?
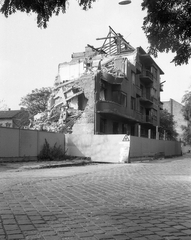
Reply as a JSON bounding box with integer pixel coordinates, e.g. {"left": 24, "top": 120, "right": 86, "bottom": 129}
{"left": 37, "top": 138, "right": 66, "bottom": 160}
{"left": 181, "top": 90, "right": 191, "bottom": 145}
{"left": 20, "top": 87, "right": 52, "bottom": 116}
{"left": 160, "top": 109, "right": 178, "bottom": 140}
{"left": 13, "top": 109, "right": 30, "bottom": 128}
{"left": 181, "top": 90, "right": 191, "bottom": 121}
{"left": 1, "top": 1, "right": 190, "bottom": 65}
{"left": 20, "top": 87, "right": 69, "bottom": 132}
{"left": 0, "top": 99, "right": 8, "bottom": 110}
{"left": 181, "top": 124, "right": 191, "bottom": 145}
{"left": 142, "top": 0, "right": 191, "bottom": 65}
{"left": 0, "top": 0, "right": 96, "bottom": 28}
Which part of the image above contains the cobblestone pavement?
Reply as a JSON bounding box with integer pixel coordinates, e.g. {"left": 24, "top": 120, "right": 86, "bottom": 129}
{"left": 0, "top": 156, "right": 191, "bottom": 240}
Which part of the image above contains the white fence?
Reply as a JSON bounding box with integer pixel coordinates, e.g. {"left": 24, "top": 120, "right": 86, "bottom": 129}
{"left": 66, "top": 134, "right": 182, "bottom": 163}
{"left": 0, "top": 127, "right": 181, "bottom": 162}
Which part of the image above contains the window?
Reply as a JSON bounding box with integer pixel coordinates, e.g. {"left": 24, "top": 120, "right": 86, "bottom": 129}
{"left": 140, "top": 84, "right": 144, "bottom": 97}
{"left": 151, "top": 66, "right": 157, "bottom": 80}
{"left": 112, "top": 91, "right": 127, "bottom": 107}
{"left": 100, "top": 118, "right": 106, "bottom": 133}
{"left": 100, "top": 80, "right": 107, "bottom": 101}
{"left": 122, "top": 123, "right": 128, "bottom": 134}
{"left": 131, "top": 71, "right": 136, "bottom": 85}
{"left": 131, "top": 97, "right": 136, "bottom": 110}
{"left": 140, "top": 106, "right": 144, "bottom": 114}
{"left": 152, "top": 109, "right": 157, "bottom": 120}
{"left": 113, "top": 122, "right": 119, "bottom": 134}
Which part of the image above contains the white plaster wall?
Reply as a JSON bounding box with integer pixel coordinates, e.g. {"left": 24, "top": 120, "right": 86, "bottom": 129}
{"left": 66, "top": 134, "right": 181, "bottom": 162}
{"left": 59, "top": 62, "right": 84, "bottom": 82}
{"left": 66, "top": 134, "right": 127, "bottom": 162}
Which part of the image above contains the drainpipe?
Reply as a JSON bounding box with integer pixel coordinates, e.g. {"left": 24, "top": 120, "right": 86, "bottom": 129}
{"left": 156, "top": 126, "right": 159, "bottom": 140}
{"left": 138, "top": 124, "right": 141, "bottom": 137}
{"left": 148, "top": 129, "right": 151, "bottom": 139}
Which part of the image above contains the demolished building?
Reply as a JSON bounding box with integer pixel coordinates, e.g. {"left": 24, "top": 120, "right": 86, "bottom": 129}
{"left": 48, "top": 26, "right": 164, "bottom": 138}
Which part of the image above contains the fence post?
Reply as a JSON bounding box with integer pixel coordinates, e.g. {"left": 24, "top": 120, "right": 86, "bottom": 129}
{"left": 37, "top": 130, "right": 39, "bottom": 156}
{"left": 19, "top": 128, "right": 21, "bottom": 157}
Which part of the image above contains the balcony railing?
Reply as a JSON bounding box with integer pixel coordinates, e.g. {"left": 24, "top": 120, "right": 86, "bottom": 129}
{"left": 96, "top": 101, "right": 141, "bottom": 122}
{"left": 96, "top": 100, "right": 125, "bottom": 116}
{"left": 136, "top": 85, "right": 141, "bottom": 97}
{"left": 101, "top": 71, "right": 124, "bottom": 85}
{"left": 138, "top": 114, "right": 158, "bottom": 126}
{"left": 160, "top": 84, "right": 164, "bottom": 92}
{"left": 140, "top": 70, "right": 153, "bottom": 84}
{"left": 140, "top": 94, "right": 154, "bottom": 104}
{"left": 146, "top": 115, "right": 153, "bottom": 123}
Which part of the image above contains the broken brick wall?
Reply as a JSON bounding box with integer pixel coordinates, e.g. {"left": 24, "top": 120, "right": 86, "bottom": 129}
{"left": 69, "top": 73, "right": 95, "bottom": 135}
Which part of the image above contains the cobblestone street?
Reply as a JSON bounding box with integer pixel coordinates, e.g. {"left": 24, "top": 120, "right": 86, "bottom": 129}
{"left": 0, "top": 156, "right": 191, "bottom": 240}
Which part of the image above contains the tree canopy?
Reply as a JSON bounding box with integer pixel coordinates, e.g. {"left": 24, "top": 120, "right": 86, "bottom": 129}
{"left": 1, "top": 0, "right": 190, "bottom": 65}
{"left": 160, "top": 109, "right": 178, "bottom": 140}
{"left": 0, "top": 0, "right": 95, "bottom": 28}
{"left": 0, "top": 99, "right": 8, "bottom": 110}
{"left": 182, "top": 90, "right": 191, "bottom": 121}
{"left": 142, "top": 0, "right": 191, "bottom": 65}
{"left": 181, "top": 90, "right": 191, "bottom": 145}
{"left": 20, "top": 87, "right": 52, "bottom": 115}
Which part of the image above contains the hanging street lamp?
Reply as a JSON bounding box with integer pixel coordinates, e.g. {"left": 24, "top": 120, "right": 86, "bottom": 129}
{"left": 118, "top": 0, "right": 131, "bottom": 5}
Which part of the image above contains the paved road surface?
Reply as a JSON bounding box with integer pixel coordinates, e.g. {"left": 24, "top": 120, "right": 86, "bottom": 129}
{"left": 0, "top": 155, "right": 191, "bottom": 240}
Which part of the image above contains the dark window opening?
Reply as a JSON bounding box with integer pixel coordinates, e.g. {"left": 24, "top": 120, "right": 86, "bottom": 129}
{"left": 113, "top": 122, "right": 119, "bottom": 134}
{"left": 100, "top": 118, "right": 106, "bottom": 133}
{"left": 112, "top": 91, "right": 127, "bottom": 107}
{"left": 131, "top": 97, "right": 136, "bottom": 110}
{"left": 122, "top": 123, "right": 128, "bottom": 134}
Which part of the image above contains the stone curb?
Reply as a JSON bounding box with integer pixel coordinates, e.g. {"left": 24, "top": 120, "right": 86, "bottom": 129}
{"left": 0, "top": 159, "right": 98, "bottom": 172}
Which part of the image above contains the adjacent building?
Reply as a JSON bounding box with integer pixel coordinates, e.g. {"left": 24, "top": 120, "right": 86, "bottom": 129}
{"left": 0, "top": 110, "right": 29, "bottom": 128}
{"left": 163, "top": 98, "right": 188, "bottom": 141}
{"left": 48, "top": 27, "right": 164, "bottom": 138}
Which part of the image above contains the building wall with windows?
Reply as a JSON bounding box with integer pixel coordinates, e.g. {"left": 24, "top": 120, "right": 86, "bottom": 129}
{"left": 95, "top": 47, "right": 164, "bottom": 139}
{"left": 49, "top": 30, "right": 164, "bottom": 138}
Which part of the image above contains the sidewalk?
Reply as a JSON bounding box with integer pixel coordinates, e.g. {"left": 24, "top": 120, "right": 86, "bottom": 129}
{"left": 1, "top": 153, "right": 190, "bottom": 172}
{"left": 0, "top": 158, "right": 96, "bottom": 172}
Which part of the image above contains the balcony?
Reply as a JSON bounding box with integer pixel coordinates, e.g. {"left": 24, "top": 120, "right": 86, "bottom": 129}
{"left": 101, "top": 71, "right": 124, "bottom": 85}
{"left": 96, "top": 100, "right": 126, "bottom": 117}
{"left": 136, "top": 85, "right": 141, "bottom": 97}
{"left": 96, "top": 101, "right": 140, "bottom": 122}
{"left": 140, "top": 94, "right": 154, "bottom": 104}
{"left": 160, "top": 84, "right": 164, "bottom": 92}
{"left": 146, "top": 115, "right": 153, "bottom": 124}
{"left": 140, "top": 114, "right": 157, "bottom": 126}
{"left": 140, "top": 70, "right": 153, "bottom": 84}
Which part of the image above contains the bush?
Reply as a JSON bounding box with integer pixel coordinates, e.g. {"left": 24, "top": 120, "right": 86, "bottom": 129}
{"left": 37, "top": 139, "right": 66, "bottom": 161}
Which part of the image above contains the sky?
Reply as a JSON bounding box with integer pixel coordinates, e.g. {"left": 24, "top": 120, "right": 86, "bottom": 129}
{"left": 0, "top": 0, "right": 191, "bottom": 110}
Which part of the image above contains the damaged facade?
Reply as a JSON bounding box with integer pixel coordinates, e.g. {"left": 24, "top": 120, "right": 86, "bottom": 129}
{"left": 48, "top": 27, "right": 164, "bottom": 138}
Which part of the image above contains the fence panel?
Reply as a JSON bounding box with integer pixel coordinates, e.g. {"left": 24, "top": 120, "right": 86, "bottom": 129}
{"left": 0, "top": 127, "right": 19, "bottom": 157}
{"left": 0, "top": 127, "right": 65, "bottom": 160}
{"left": 66, "top": 134, "right": 181, "bottom": 163}
{"left": 20, "top": 129, "right": 38, "bottom": 157}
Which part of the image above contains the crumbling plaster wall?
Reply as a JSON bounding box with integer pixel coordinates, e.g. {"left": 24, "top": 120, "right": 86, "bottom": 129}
{"left": 68, "top": 73, "right": 95, "bottom": 134}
